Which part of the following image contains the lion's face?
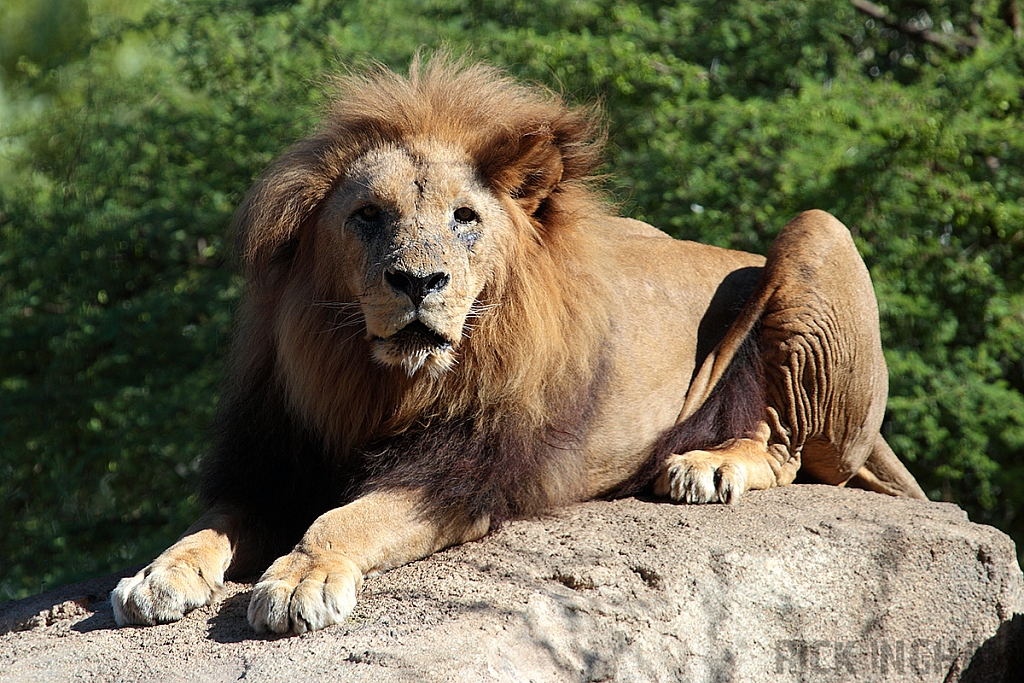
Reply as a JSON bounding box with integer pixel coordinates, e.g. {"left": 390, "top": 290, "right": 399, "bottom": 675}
{"left": 313, "top": 138, "right": 513, "bottom": 377}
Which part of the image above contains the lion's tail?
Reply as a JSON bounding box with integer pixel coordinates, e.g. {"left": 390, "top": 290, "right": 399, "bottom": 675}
{"left": 846, "top": 435, "right": 928, "bottom": 499}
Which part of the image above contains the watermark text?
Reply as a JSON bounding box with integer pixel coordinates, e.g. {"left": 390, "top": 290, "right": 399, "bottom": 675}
{"left": 774, "top": 638, "right": 973, "bottom": 676}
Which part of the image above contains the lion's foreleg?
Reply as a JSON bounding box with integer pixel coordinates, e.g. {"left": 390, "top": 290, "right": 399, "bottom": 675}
{"left": 247, "top": 488, "right": 489, "bottom": 635}
{"left": 111, "top": 506, "right": 240, "bottom": 626}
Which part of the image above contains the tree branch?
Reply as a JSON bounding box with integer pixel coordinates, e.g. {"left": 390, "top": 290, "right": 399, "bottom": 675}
{"left": 1005, "top": 0, "right": 1023, "bottom": 39}
{"left": 850, "top": 0, "right": 979, "bottom": 53}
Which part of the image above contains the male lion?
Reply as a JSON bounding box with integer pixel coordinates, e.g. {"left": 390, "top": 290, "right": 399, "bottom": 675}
{"left": 112, "top": 56, "right": 925, "bottom": 635}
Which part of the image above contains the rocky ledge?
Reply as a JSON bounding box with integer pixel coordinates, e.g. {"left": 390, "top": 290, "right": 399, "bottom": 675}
{"left": 1, "top": 486, "right": 1021, "bottom": 682}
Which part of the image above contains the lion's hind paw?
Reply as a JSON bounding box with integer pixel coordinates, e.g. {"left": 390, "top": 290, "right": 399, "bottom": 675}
{"left": 654, "top": 423, "right": 777, "bottom": 504}
{"left": 654, "top": 449, "right": 751, "bottom": 504}
{"left": 248, "top": 552, "right": 362, "bottom": 635}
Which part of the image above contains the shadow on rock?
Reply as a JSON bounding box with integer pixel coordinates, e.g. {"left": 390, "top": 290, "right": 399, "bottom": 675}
{"left": 0, "top": 573, "right": 128, "bottom": 635}
{"left": 205, "top": 587, "right": 260, "bottom": 644}
{"left": 71, "top": 602, "right": 118, "bottom": 633}
{"left": 960, "top": 612, "right": 1024, "bottom": 683}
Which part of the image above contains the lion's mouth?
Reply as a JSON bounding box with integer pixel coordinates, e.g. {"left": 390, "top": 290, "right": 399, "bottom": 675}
{"left": 372, "top": 320, "right": 456, "bottom": 378}
{"left": 385, "top": 320, "right": 453, "bottom": 351}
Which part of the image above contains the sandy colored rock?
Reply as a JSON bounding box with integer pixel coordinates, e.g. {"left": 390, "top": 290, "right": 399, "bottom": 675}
{"left": 2, "top": 486, "right": 1022, "bottom": 682}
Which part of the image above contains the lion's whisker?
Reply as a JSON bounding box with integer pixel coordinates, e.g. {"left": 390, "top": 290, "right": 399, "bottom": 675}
{"left": 321, "top": 321, "right": 365, "bottom": 335}
{"left": 309, "top": 300, "right": 363, "bottom": 311}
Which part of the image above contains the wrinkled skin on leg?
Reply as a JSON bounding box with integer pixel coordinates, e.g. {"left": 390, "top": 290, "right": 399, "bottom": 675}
{"left": 658, "top": 210, "right": 926, "bottom": 504}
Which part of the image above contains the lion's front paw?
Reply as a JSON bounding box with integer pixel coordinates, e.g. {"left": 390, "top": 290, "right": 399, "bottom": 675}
{"left": 248, "top": 551, "right": 363, "bottom": 635}
{"left": 111, "top": 526, "right": 232, "bottom": 627}
{"left": 111, "top": 560, "right": 222, "bottom": 626}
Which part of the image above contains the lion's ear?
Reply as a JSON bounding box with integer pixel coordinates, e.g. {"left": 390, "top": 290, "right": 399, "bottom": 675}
{"left": 480, "top": 127, "right": 565, "bottom": 217}
{"left": 233, "top": 139, "right": 340, "bottom": 277}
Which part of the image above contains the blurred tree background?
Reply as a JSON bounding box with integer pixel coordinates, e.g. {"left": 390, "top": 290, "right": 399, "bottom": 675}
{"left": 1, "top": 0, "right": 1022, "bottom": 601}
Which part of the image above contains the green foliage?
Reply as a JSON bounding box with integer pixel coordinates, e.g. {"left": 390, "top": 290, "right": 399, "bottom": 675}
{"left": 2, "top": 0, "right": 1022, "bottom": 600}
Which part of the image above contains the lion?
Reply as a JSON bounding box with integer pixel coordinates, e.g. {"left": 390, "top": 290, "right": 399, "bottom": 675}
{"left": 111, "top": 55, "right": 926, "bottom": 635}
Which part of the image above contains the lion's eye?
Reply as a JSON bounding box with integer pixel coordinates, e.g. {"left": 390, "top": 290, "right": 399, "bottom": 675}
{"left": 454, "top": 207, "right": 478, "bottom": 224}
{"left": 356, "top": 204, "right": 381, "bottom": 221}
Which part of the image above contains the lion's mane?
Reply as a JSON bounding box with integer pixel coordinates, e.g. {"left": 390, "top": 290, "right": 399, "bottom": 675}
{"left": 200, "top": 56, "right": 627, "bottom": 564}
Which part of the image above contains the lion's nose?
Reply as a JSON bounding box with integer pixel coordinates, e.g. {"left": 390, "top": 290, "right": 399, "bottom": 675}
{"left": 385, "top": 269, "right": 451, "bottom": 307}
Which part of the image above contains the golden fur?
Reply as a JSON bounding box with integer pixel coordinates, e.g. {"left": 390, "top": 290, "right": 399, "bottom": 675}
{"left": 237, "top": 57, "right": 609, "bottom": 452}
{"left": 112, "top": 55, "right": 926, "bottom": 635}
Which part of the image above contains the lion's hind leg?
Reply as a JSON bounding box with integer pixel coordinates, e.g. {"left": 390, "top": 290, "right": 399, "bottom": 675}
{"left": 652, "top": 210, "right": 924, "bottom": 505}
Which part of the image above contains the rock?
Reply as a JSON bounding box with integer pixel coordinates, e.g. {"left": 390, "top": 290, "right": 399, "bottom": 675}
{"left": 1, "top": 486, "right": 1021, "bottom": 682}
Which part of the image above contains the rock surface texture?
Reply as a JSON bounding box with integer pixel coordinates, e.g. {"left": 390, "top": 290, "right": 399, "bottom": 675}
{"left": 1, "top": 486, "right": 1022, "bottom": 682}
